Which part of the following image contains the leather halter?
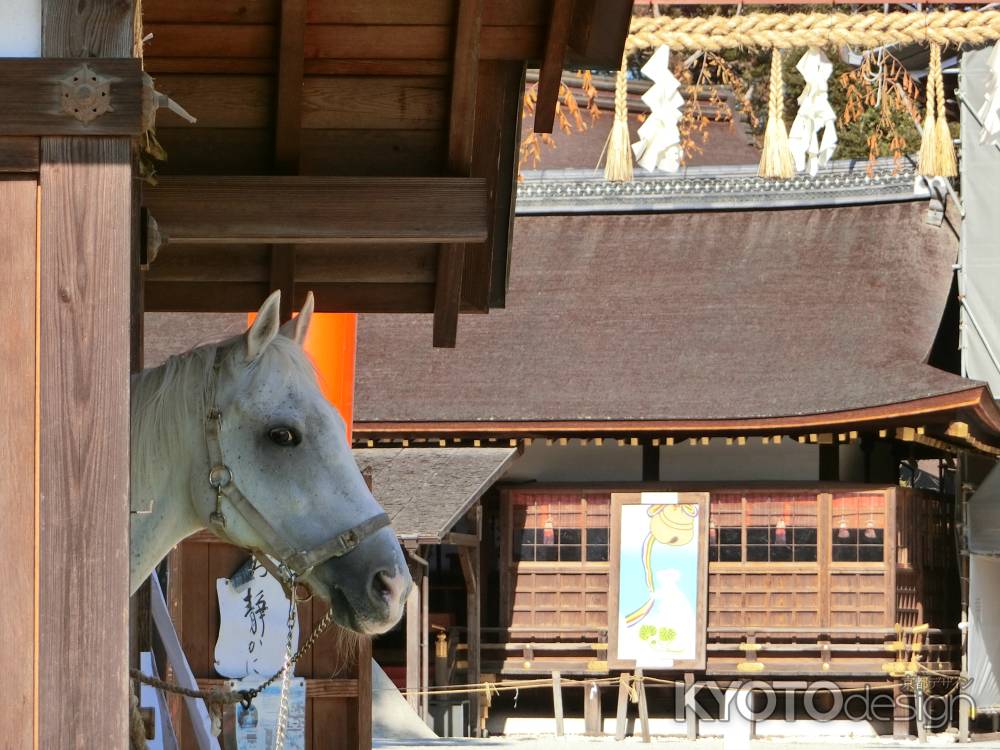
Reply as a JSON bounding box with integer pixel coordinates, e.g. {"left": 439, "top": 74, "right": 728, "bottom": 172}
{"left": 203, "top": 346, "right": 390, "bottom": 580}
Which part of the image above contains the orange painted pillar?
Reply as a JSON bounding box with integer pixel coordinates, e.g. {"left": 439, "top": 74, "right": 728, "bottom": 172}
{"left": 249, "top": 311, "right": 358, "bottom": 440}
{"left": 303, "top": 313, "right": 358, "bottom": 441}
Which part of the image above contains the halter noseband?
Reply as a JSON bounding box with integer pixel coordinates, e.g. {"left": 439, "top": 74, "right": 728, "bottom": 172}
{"left": 203, "top": 346, "right": 390, "bottom": 580}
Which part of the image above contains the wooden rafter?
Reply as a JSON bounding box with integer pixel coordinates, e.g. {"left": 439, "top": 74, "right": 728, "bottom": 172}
{"left": 143, "top": 176, "right": 489, "bottom": 246}
{"left": 533, "top": 0, "right": 575, "bottom": 134}
{"left": 271, "top": 0, "right": 308, "bottom": 321}
{"left": 434, "top": 0, "right": 484, "bottom": 348}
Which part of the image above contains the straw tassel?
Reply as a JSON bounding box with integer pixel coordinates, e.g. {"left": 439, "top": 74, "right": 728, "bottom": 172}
{"left": 919, "top": 44, "right": 957, "bottom": 177}
{"left": 604, "top": 53, "right": 634, "bottom": 182}
{"left": 758, "top": 48, "right": 795, "bottom": 179}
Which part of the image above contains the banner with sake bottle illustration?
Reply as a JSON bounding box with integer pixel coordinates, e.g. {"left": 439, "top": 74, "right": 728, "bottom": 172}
{"left": 608, "top": 492, "right": 709, "bottom": 670}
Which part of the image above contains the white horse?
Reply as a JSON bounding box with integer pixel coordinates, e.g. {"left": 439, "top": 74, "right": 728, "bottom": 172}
{"left": 129, "top": 290, "right": 410, "bottom": 635}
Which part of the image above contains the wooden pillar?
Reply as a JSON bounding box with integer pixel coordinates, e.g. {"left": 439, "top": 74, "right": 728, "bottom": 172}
{"left": 642, "top": 442, "right": 660, "bottom": 482}
{"left": 819, "top": 443, "right": 840, "bottom": 481}
{"left": 405, "top": 558, "right": 423, "bottom": 713}
{"left": 459, "top": 544, "right": 481, "bottom": 736}
{"left": 421, "top": 553, "right": 430, "bottom": 723}
{"left": 35, "top": 3, "right": 134, "bottom": 746}
{"left": 0, "top": 170, "right": 39, "bottom": 750}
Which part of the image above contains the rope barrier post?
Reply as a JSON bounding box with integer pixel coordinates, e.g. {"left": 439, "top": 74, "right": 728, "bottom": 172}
{"left": 915, "top": 676, "right": 928, "bottom": 743}
{"left": 585, "top": 680, "right": 602, "bottom": 736}
{"left": 635, "top": 668, "right": 651, "bottom": 743}
{"left": 615, "top": 673, "right": 630, "bottom": 741}
{"left": 684, "top": 672, "right": 698, "bottom": 740}
{"left": 552, "top": 671, "right": 564, "bottom": 737}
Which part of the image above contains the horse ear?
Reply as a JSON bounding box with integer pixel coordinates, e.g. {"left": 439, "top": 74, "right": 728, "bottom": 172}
{"left": 245, "top": 290, "right": 282, "bottom": 361}
{"left": 279, "top": 290, "right": 314, "bottom": 346}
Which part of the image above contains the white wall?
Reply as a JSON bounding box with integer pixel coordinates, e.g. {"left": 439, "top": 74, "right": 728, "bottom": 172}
{"left": 505, "top": 439, "right": 874, "bottom": 484}
{"left": 0, "top": 0, "right": 42, "bottom": 56}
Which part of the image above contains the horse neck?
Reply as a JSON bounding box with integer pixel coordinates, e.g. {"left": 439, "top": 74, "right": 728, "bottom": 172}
{"left": 128, "top": 345, "right": 223, "bottom": 594}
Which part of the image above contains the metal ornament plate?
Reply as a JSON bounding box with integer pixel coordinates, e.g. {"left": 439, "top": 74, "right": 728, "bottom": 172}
{"left": 60, "top": 64, "right": 114, "bottom": 123}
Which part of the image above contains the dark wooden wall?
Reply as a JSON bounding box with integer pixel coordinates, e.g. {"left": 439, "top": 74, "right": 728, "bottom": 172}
{"left": 171, "top": 534, "right": 372, "bottom": 750}
{"left": 496, "top": 485, "right": 961, "bottom": 678}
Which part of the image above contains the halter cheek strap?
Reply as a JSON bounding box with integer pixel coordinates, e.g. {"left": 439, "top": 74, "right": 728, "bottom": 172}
{"left": 204, "top": 346, "right": 390, "bottom": 578}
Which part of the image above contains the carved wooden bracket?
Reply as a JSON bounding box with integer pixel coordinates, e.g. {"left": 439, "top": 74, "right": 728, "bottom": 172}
{"left": 60, "top": 64, "right": 113, "bottom": 123}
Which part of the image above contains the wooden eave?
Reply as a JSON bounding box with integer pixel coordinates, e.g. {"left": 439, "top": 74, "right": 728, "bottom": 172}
{"left": 352, "top": 386, "right": 1000, "bottom": 456}
{"left": 138, "top": 0, "right": 632, "bottom": 345}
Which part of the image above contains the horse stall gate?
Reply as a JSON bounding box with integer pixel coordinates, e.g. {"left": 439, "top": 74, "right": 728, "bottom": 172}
{"left": 167, "top": 533, "right": 371, "bottom": 750}
{"left": 495, "top": 485, "right": 960, "bottom": 678}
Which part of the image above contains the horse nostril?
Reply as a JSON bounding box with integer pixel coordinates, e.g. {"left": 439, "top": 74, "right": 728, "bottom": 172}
{"left": 371, "top": 569, "right": 406, "bottom": 607}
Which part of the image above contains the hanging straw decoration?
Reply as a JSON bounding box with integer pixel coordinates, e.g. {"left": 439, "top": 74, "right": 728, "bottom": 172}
{"left": 918, "top": 44, "right": 957, "bottom": 177}
{"left": 758, "top": 49, "right": 796, "bottom": 179}
{"left": 604, "top": 52, "right": 634, "bottom": 182}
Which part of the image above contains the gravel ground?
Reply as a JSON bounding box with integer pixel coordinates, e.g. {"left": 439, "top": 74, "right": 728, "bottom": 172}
{"left": 375, "top": 736, "right": 1000, "bottom": 750}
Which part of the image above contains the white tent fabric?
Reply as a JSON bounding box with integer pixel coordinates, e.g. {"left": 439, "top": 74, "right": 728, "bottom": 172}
{"left": 969, "top": 462, "right": 1000, "bottom": 555}
{"left": 372, "top": 660, "right": 437, "bottom": 740}
{"left": 969, "top": 556, "right": 1000, "bottom": 711}
{"left": 960, "top": 46, "right": 1000, "bottom": 394}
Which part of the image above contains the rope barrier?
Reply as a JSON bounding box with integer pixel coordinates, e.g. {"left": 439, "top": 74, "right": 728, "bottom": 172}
{"left": 626, "top": 10, "right": 1000, "bottom": 53}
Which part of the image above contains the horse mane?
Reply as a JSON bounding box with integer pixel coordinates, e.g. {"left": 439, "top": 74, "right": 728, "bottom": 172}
{"left": 131, "top": 333, "right": 318, "bottom": 497}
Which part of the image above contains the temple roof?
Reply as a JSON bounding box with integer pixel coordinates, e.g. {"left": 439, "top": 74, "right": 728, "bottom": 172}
{"left": 353, "top": 201, "right": 1000, "bottom": 445}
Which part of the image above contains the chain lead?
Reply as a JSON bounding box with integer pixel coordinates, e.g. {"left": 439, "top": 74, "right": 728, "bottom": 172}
{"left": 271, "top": 570, "right": 298, "bottom": 750}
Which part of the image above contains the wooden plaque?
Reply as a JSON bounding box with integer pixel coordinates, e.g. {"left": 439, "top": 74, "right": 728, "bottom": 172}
{"left": 608, "top": 492, "right": 709, "bottom": 671}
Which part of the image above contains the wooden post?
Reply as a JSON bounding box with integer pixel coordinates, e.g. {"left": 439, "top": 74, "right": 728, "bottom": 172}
{"left": 37, "top": 2, "right": 135, "bottom": 746}
{"left": 585, "top": 680, "right": 602, "bottom": 736}
{"left": 459, "top": 544, "right": 481, "bottom": 736}
{"left": 421, "top": 556, "right": 430, "bottom": 723}
{"left": 684, "top": 672, "right": 698, "bottom": 740}
{"left": 553, "top": 670, "right": 565, "bottom": 737}
{"left": 405, "top": 563, "right": 423, "bottom": 713}
{"left": 615, "top": 673, "right": 630, "bottom": 741}
{"left": 893, "top": 683, "right": 911, "bottom": 739}
{"left": 0, "top": 172, "right": 38, "bottom": 750}
{"left": 819, "top": 443, "right": 840, "bottom": 481}
{"left": 635, "top": 668, "right": 651, "bottom": 743}
{"left": 642, "top": 442, "right": 660, "bottom": 482}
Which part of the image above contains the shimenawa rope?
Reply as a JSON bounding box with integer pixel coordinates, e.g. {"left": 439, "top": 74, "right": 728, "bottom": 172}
{"left": 626, "top": 10, "right": 1000, "bottom": 53}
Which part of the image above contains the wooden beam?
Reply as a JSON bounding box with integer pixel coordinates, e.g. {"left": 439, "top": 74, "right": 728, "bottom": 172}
{"left": 144, "top": 280, "right": 436, "bottom": 314}
{"left": 270, "top": 0, "right": 308, "bottom": 321}
{"left": 0, "top": 176, "right": 37, "bottom": 750}
{"left": 0, "top": 59, "right": 142, "bottom": 136}
{"left": 0, "top": 137, "right": 40, "bottom": 172}
{"left": 533, "top": 0, "right": 574, "bottom": 133}
{"left": 435, "top": 0, "right": 484, "bottom": 347}
{"left": 273, "top": 0, "right": 307, "bottom": 173}
{"left": 433, "top": 244, "right": 464, "bottom": 347}
{"left": 39, "top": 8, "right": 134, "bottom": 750}
{"left": 143, "top": 176, "right": 488, "bottom": 246}
{"left": 444, "top": 532, "right": 480, "bottom": 547}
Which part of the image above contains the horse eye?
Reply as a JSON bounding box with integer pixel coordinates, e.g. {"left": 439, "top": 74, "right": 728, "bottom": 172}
{"left": 268, "top": 426, "right": 301, "bottom": 447}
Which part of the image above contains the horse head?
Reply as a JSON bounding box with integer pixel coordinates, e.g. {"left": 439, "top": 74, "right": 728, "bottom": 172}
{"left": 190, "top": 290, "right": 410, "bottom": 636}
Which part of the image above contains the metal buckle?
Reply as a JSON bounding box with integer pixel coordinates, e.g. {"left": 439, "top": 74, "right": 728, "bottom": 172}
{"left": 208, "top": 464, "right": 233, "bottom": 490}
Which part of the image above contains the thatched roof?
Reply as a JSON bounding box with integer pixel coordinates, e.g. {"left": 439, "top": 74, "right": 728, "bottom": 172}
{"left": 353, "top": 202, "right": 999, "bottom": 439}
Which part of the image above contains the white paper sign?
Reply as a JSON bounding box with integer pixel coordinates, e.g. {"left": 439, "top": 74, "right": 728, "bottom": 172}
{"left": 231, "top": 677, "right": 306, "bottom": 750}
{"left": 215, "top": 559, "right": 300, "bottom": 679}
